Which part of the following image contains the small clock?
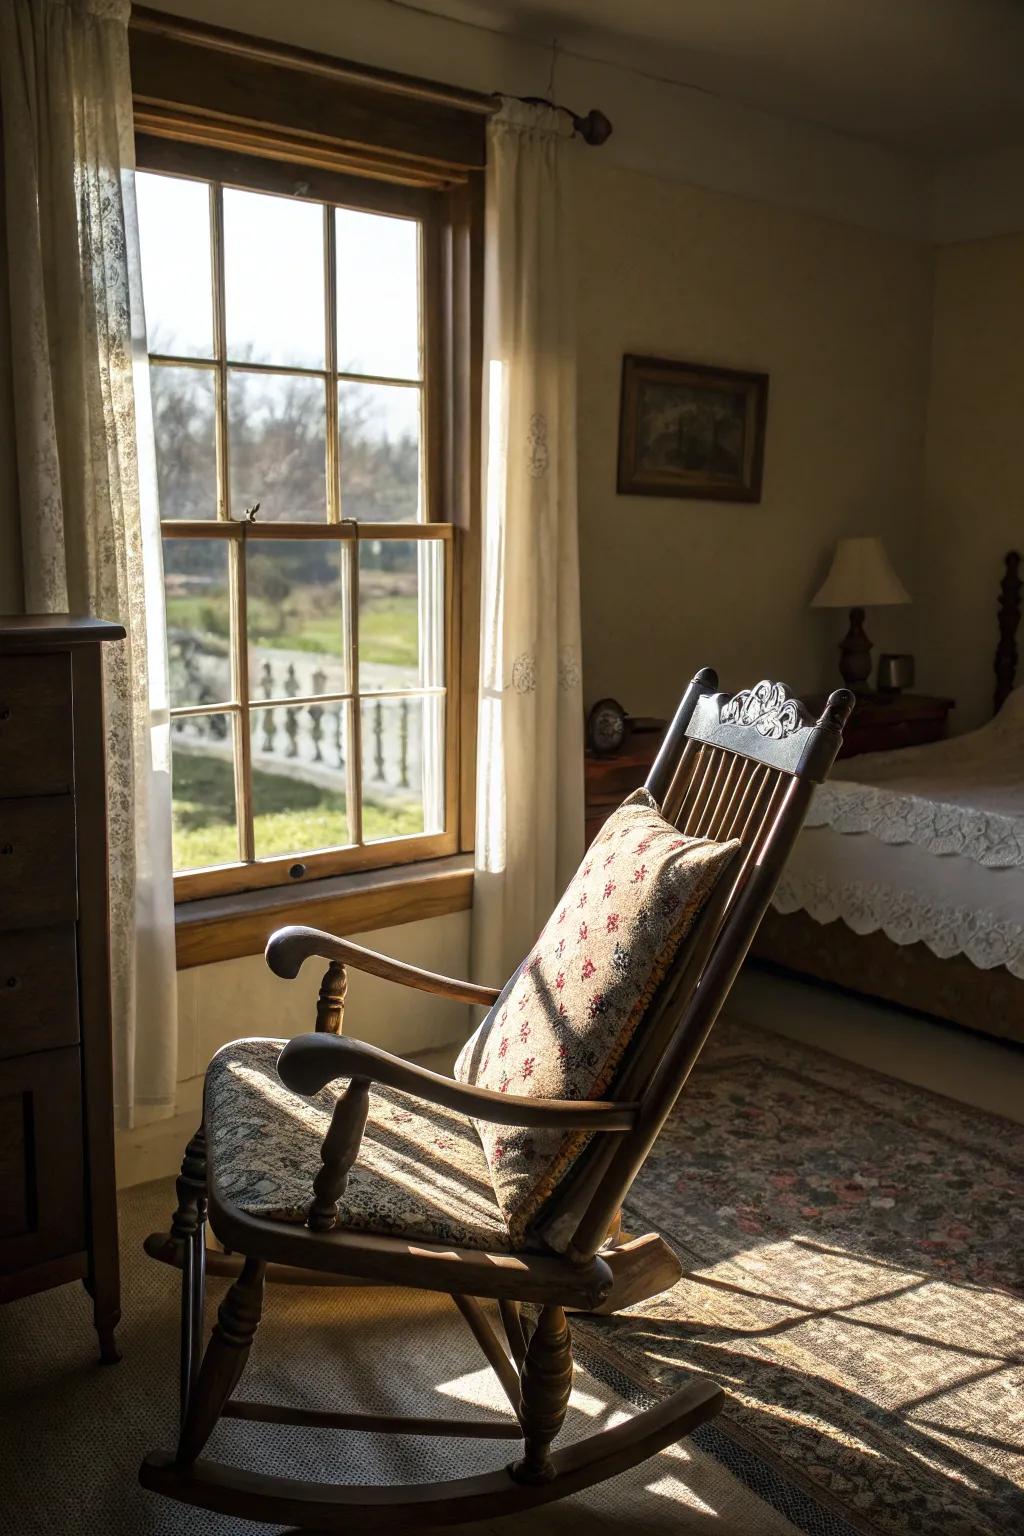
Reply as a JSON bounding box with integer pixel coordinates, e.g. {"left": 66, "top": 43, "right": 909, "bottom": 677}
{"left": 586, "top": 697, "right": 628, "bottom": 756}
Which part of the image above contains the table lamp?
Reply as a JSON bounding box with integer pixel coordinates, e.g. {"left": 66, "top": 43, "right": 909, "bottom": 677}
{"left": 812, "top": 535, "right": 910, "bottom": 690}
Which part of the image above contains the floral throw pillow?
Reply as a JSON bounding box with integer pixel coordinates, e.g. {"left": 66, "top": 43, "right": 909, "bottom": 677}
{"left": 455, "top": 789, "right": 740, "bottom": 1247}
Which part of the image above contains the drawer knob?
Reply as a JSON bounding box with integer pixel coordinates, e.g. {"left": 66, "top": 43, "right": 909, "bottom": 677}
{"left": 0, "top": 705, "right": 9, "bottom": 722}
{"left": 0, "top": 843, "right": 12, "bottom": 856}
{"left": 4, "top": 975, "right": 18, "bottom": 990}
{"left": 289, "top": 862, "right": 306, "bottom": 880}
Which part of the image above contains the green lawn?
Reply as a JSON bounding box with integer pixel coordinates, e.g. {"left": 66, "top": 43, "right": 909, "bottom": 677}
{"left": 165, "top": 594, "right": 229, "bottom": 638}
{"left": 171, "top": 747, "right": 423, "bottom": 871}
{"left": 168, "top": 581, "right": 420, "bottom": 672}
{"left": 245, "top": 592, "right": 419, "bottom": 672}
{"left": 358, "top": 595, "right": 419, "bottom": 670}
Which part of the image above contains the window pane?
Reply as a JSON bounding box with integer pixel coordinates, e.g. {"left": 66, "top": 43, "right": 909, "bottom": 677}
{"left": 163, "top": 538, "right": 232, "bottom": 708}
{"left": 359, "top": 538, "right": 443, "bottom": 692}
{"left": 223, "top": 188, "right": 325, "bottom": 368}
{"left": 171, "top": 713, "right": 240, "bottom": 871}
{"left": 137, "top": 172, "right": 214, "bottom": 358}
{"left": 151, "top": 365, "right": 218, "bottom": 520}
{"left": 336, "top": 209, "right": 420, "bottom": 381}
{"left": 248, "top": 540, "right": 348, "bottom": 695}
{"left": 251, "top": 706, "right": 351, "bottom": 858}
{"left": 361, "top": 695, "right": 444, "bottom": 842}
{"left": 339, "top": 382, "right": 421, "bottom": 521}
{"left": 228, "top": 370, "right": 327, "bottom": 521}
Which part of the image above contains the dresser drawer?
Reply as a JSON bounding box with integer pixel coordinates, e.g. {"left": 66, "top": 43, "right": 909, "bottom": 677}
{"left": 840, "top": 715, "right": 949, "bottom": 758}
{"left": 0, "top": 798, "right": 78, "bottom": 929}
{"left": 0, "top": 653, "right": 74, "bottom": 800}
{"left": 0, "top": 926, "right": 79, "bottom": 1059}
{"left": 0, "top": 1047, "right": 84, "bottom": 1275}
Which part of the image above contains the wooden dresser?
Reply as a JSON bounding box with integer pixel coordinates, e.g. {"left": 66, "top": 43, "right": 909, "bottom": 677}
{"left": 0, "top": 617, "right": 124, "bottom": 1361}
{"left": 803, "top": 691, "right": 954, "bottom": 759}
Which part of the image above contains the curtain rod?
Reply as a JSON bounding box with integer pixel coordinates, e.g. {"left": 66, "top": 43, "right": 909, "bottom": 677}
{"left": 129, "top": 9, "right": 612, "bottom": 145}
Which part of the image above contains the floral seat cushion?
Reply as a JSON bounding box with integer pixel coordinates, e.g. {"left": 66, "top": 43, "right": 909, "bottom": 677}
{"left": 205, "top": 1038, "right": 513, "bottom": 1252}
{"left": 455, "top": 789, "right": 740, "bottom": 1247}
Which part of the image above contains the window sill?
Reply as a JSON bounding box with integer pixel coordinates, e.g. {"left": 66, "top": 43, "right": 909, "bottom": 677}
{"left": 174, "top": 855, "right": 474, "bottom": 970}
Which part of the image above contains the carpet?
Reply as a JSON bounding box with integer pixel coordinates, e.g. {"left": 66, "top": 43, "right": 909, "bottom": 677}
{"left": 0, "top": 1179, "right": 808, "bottom": 1536}
{"left": 4, "top": 1023, "right": 1020, "bottom": 1536}
{"left": 574, "top": 1018, "right": 1024, "bottom": 1536}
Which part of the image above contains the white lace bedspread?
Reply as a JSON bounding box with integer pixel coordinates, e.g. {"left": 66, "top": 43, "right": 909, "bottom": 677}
{"left": 774, "top": 829, "right": 1024, "bottom": 977}
{"left": 771, "top": 687, "right": 1024, "bottom": 975}
{"left": 805, "top": 686, "right": 1024, "bottom": 868}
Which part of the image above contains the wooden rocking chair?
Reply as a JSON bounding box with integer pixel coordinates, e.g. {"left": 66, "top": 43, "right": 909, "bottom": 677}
{"left": 141, "top": 669, "right": 852, "bottom": 1528}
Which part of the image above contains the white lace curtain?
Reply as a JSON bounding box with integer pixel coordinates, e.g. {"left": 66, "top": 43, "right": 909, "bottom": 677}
{"left": 472, "top": 99, "right": 585, "bottom": 987}
{"left": 0, "top": 0, "right": 177, "bottom": 1126}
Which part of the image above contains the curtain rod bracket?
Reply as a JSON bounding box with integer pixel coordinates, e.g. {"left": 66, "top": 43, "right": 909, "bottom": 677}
{"left": 496, "top": 95, "right": 613, "bottom": 146}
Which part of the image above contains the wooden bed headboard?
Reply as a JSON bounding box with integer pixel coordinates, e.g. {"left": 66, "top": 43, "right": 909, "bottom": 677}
{"left": 994, "top": 549, "right": 1022, "bottom": 713}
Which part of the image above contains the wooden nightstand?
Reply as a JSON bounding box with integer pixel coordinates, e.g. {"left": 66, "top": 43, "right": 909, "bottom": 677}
{"left": 584, "top": 729, "right": 664, "bottom": 845}
{"left": 804, "top": 692, "right": 955, "bottom": 758}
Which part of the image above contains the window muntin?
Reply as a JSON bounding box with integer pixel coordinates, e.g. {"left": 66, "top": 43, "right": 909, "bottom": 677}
{"left": 137, "top": 168, "right": 452, "bottom": 896}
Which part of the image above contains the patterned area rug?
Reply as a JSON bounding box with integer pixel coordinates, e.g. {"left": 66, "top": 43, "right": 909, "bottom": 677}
{"left": 575, "top": 1018, "right": 1024, "bottom": 1536}
{"left": 0, "top": 1178, "right": 808, "bottom": 1536}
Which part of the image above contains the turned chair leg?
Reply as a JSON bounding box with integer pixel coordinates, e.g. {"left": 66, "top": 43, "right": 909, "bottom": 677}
{"left": 511, "top": 1303, "right": 574, "bottom": 1485}
{"left": 170, "top": 1128, "right": 208, "bottom": 1425}
{"left": 176, "top": 1255, "right": 266, "bottom": 1467}
{"left": 314, "top": 958, "right": 348, "bottom": 1034}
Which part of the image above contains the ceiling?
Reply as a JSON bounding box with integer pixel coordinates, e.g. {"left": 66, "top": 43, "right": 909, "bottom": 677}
{"left": 400, "top": 0, "right": 1024, "bottom": 158}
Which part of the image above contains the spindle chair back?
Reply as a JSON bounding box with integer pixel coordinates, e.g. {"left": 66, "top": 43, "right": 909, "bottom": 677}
{"left": 533, "top": 668, "right": 853, "bottom": 1259}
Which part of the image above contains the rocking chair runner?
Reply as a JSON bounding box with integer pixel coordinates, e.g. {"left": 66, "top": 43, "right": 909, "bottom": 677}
{"left": 141, "top": 669, "right": 852, "bottom": 1529}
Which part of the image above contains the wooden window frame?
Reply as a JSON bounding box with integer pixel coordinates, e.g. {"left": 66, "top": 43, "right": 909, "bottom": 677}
{"left": 135, "top": 84, "right": 482, "bottom": 917}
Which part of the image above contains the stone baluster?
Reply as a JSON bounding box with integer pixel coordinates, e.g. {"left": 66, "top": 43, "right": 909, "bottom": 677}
{"left": 285, "top": 663, "right": 299, "bottom": 758}
{"left": 309, "top": 667, "right": 326, "bottom": 762}
{"left": 399, "top": 700, "right": 409, "bottom": 788}
{"left": 334, "top": 703, "right": 345, "bottom": 769}
{"left": 373, "top": 698, "right": 385, "bottom": 782}
{"left": 260, "top": 661, "right": 276, "bottom": 753}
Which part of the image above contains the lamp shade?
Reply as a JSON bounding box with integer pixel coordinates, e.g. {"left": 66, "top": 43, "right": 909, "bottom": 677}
{"left": 811, "top": 536, "right": 911, "bottom": 609}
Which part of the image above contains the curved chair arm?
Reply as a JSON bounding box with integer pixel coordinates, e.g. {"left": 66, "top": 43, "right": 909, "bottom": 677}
{"left": 277, "top": 1033, "right": 638, "bottom": 1132}
{"left": 266, "top": 925, "right": 501, "bottom": 1007}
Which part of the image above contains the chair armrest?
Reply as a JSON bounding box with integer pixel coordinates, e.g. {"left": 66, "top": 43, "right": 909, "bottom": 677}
{"left": 265, "top": 925, "right": 500, "bottom": 1007}
{"left": 277, "top": 1033, "right": 638, "bottom": 1133}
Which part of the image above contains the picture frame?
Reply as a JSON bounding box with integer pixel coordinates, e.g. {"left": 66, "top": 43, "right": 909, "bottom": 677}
{"left": 617, "top": 354, "right": 769, "bottom": 502}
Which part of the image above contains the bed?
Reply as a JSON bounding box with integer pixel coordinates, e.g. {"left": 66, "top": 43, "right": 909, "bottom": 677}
{"left": 751, "top": 551, "right": 1024, "bottom": 1045}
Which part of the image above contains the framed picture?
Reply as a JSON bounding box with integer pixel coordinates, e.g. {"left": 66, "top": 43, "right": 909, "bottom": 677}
{"left": 617, "top": 354, "right": 769, "bottom": 502}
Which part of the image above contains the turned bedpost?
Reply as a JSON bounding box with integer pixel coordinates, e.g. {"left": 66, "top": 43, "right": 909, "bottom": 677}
{"left": 994, "top": 550, "right": 1021, "bottom": 715}
{"left": 306, "top": 1076, "right": 372, "bottom": 1232}
{"left": 315, "top": 959, "right": 348, "bottom": 1034}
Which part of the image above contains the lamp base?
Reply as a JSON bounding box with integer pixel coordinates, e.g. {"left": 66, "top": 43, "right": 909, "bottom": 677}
{"left": 838, "top": 606, "right": 873, "bottom": 691}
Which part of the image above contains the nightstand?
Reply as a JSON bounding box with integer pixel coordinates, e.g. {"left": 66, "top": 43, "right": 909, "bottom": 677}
{"left": 804, "top": 692, "right": 955, "bottom": 758}
{"left": 584, "top": 729, "right": 664, "bottom": 845}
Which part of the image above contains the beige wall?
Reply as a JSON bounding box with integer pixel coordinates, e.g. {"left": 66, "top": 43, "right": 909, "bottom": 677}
{"left": 931, "top": 144, "right": 1024, "bottom": 244}
{"left": 152, "top": 0, "right": 927, "bottom": 239}
{"left": 919, "top": 234, "right": 1024, "bottom": 731}
{"left": 575, "top": 158, "right": 930, "bottom": 716}
{"left": 117, "top": 911, "right": 475, "bottom": 1185}
{"left": 175, "top": 912, "right": 473, "bottom": 1084}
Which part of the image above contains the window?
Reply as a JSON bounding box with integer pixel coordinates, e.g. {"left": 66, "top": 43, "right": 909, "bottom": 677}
{"left": 136, "top": 165, "right": 459, "bottom": 899}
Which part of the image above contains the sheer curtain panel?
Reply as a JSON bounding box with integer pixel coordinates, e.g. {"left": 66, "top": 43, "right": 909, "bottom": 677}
{"left": 0, "top": 0, "right": 177, "bottom": 1125}
{"left": 472, "top": 100, "right": 585, "bottom": 988}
